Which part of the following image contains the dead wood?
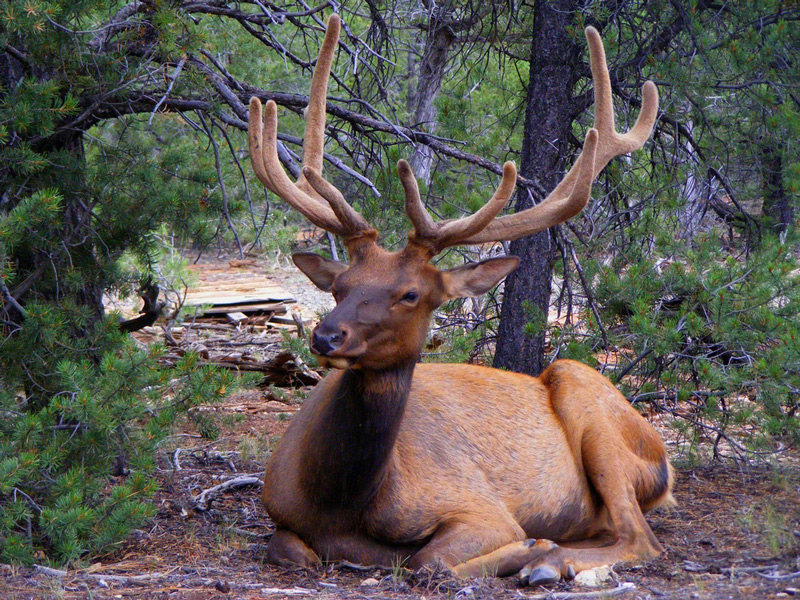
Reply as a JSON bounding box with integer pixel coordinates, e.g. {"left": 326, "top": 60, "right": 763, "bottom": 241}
{"left": 33, "top": 564, "right": 317, "bottom": 595}
{"left": 755, "top": 570, "right": 800, "bottom": 581}
{"left": 521, "top": 582, "right": 636, "bottom": 599}
{"left": 119, "top": 280, "right": 165, "bottom": 333}
{"left": 193, "top": 474, "right": 263, "bottom": 512}
{"left": 720, "top": 564, "right": 779, "bottom": 574}
{"left": 159, "top": 348, "right": 320, "bottom": 385}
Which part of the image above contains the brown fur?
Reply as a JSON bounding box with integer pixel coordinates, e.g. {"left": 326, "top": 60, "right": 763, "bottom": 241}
{"left": 262, "top": 243, "right": 672, "bottom": 582}
{"left": 263, "top": 358, "right": 673, "bottom": 579}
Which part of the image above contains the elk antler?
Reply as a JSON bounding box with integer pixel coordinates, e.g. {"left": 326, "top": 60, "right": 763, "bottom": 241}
{"left": 400, "top": 26, "right": 658, "bottom": 250}
{"left": 248, "top": 14, "right": 374, "bottom": 240}
{"left": 399, "top": 159, "right": 519, "bottom": 253}
{"left": 249, "top": 19, "right": 655, "bottom": 254}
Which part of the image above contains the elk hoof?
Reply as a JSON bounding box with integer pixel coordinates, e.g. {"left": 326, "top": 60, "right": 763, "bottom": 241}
{"left": 519, "top": 564, "right": 560, "bottom": 586}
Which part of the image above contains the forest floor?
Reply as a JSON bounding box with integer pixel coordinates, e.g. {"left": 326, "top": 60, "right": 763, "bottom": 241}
{"left": 2, "top": 254, "right": 799, "bottom": 600}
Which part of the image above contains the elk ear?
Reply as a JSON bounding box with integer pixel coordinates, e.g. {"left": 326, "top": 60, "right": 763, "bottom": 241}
{"left": 441, "top": 256, "right": 520, "bottom": 299}
{"left": 292, "top": 252, "right": 347, "bottom": 292}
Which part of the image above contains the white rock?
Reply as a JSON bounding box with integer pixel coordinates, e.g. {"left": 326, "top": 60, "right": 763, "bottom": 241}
{"left": 360, "top": 577, "right": 380, "bottom": 587}
{"left": 574, "top": 565, "right": 613, "bottom": 587}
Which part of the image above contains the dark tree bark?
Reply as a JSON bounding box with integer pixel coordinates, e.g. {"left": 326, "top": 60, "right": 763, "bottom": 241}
{"left": 493, "top": 0, "right": 585, "bottom": 376}
{"left": 761, "top": 141, "right": 793, "bottom": 232}
{"left": 10, "top": 129, "right": 105, "bottom": 320}
{"left": 58, "top": 133, "right": 106, "bottom": 320}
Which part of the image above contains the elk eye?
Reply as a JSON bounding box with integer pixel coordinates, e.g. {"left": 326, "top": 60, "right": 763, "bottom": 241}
{"left": 401, "top": 291, "right": 418, "bottom": 303}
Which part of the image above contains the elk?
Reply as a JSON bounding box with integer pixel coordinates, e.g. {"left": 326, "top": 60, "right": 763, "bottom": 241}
{"left": 248, "top": 15, "right": 673, "bottom": 586}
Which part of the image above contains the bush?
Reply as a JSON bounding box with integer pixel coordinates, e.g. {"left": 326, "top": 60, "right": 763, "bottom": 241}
{"left": 580, "top": 228, "right": 800, "bottom": 458}
{"left": 0, "top": 302, "right": 233, "bottom": 565}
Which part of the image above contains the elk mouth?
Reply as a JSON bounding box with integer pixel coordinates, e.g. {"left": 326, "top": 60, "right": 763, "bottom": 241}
{"left": 310, "top": 339, "right": 369, "bottom": 370}
{"left": 316, "top": 355, "right": 356, "bottom": 369}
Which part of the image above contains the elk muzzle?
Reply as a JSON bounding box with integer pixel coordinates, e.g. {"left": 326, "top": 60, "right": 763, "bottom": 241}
{"left": 311, "top": 322, "right": 347, "bottom": 356}
{"left": 309, "top": 315, "right": 369, "bottom": 369}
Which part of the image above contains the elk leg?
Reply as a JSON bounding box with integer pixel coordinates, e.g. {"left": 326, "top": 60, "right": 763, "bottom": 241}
{"left": 265, "top": 528, "right": 319, "bottom": 568}
{"left": 504, "top": 361, "right": 673, "bottom": 585}
{"left": 454, "top": 437, "right": 669, "bottom": 581}
{"left": 408, "top": 515, "right": 526, "bottom": 574}
{"left": 451, "top": 496, "right": 661, "bottom": 584}
{"left": 517, "top": 471, "right": 665, "bottom": 585}
{"left": 450, "top": 538, "right": 559, "bottom": 578}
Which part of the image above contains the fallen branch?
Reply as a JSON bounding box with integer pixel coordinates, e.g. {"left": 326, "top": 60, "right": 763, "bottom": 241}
{"left": 193, "top": 474, "right": 263, "bottom": 512}
{"left": 160, "top": 350, "right": 321, "bottom": 386}
{"left": 755, "top": 570, "right": 800, "bottom": 581}
{"left": 34, "top": 565, "right": 68, "bottom": 577}
{"left": 334, "top": 560, "right": 381, "bottom": 572}
{"left": 256, "top": 588, "right": 315, "bottom": 596}
{"left": 720, "top": 564, "right": 778, "bottom": 574}
{"left": 83, "top": 571, "right": 175, "bottom": 584}
{"left": 229, "top": 527, "right": 271, "bottom": 539}
{"left": 34, "top": 564, "right": 316, "bottom": 594}
{"left": 34, "top": 565, "right": 175, "bottom": 583}
{"left": 521, "top": 582, "right": 636, "bottom": 600}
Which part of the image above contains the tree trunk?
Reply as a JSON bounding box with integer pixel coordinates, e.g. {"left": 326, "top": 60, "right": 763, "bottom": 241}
{"left": 761, "top": 140, "right": 792, "bottom": 233}
{"left": 677, "top": 119, "right": 708, "bottom": 239}
{"left": 59, "top": 133, "right": 106, "bottom": 320}
{"left": 408, "top": 3, "right": 456, "bottom": 186}
{"left": 493, "top": 1, "right": 584, "bottom": 376}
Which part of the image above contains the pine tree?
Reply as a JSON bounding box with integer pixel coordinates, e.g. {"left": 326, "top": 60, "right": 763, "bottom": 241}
{"left": 0, "top": 1, "right": 235, "bottom": 564}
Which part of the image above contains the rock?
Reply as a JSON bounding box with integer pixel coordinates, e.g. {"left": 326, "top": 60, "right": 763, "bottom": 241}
{"left": 360, "top": 577, "right": 380, "bottom": 587}
{"left": 574, "top": 565, "right": 614, "bottom": 587}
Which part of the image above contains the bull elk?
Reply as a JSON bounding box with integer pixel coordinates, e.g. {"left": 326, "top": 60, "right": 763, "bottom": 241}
{"left": 248, "top": 14, "right": 673, "bottom": 585}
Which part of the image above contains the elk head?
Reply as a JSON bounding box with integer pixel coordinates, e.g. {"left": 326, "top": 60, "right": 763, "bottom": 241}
{"left": 248, "top": 15, "right": 658, "bottom": 371}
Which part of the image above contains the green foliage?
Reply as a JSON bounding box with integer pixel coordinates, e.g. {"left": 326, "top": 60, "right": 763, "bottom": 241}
{"left": 581, "top": 227, "right": 800, "bottom": 454}
{"left": 0, "top": 306, "right": 234, "bottom": 565}
{"left": 0, "top": 0, "right": 243, "bottom": 565}
{"left": 423, "top": 325, "right": 482, "bottom": 365}
{"left": 279, "top": 329, "right": 318, "bottom": 368}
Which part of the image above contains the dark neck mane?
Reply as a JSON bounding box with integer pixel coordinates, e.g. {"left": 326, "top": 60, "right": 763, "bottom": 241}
{"left": 300, "top": 360, "right": 416, "bottom": 507}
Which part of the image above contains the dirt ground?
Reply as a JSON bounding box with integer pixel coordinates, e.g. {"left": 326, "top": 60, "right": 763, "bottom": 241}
{"left": 2, "top": 257, "right": 799, "bottom": 600}
{"left": 2, "top": 393, "right": 799, "bottom": 600}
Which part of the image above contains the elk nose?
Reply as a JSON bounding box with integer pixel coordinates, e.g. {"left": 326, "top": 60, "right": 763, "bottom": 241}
{"left": 311, "top": 326, "right": 347, "bottom": 355}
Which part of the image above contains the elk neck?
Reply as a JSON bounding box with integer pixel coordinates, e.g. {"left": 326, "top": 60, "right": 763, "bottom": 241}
{"left": 300, "top": 359, "right": 417, "bottom": 508}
